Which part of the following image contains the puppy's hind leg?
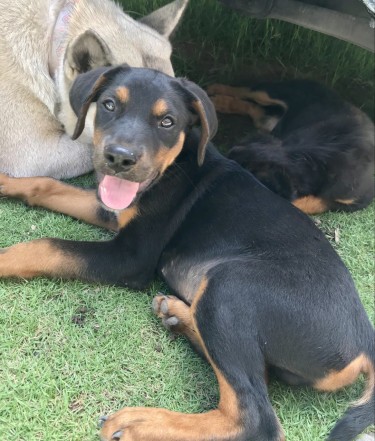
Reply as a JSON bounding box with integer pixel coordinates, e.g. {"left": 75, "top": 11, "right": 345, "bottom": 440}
{"left": 101, "top": 277, "right": 284, "bottom": 441}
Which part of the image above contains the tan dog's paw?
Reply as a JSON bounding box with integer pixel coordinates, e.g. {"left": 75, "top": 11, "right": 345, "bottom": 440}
{"left": 0, "top": 174, "right": 47, "bottom": 202}
{"left": 0, "top": 173, "right": 10, "bottom": 196}
{"left": 0, "top": 173, "right": 23, "bottom": 199}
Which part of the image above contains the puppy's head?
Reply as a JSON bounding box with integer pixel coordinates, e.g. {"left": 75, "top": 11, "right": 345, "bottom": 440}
{"left": 70, "top": 66, "right": 217, "bottom": 211}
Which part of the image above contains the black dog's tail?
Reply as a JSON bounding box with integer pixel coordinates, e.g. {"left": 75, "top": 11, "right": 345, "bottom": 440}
{"left": 328, "top": 337, "right": 375, "bottom": 441}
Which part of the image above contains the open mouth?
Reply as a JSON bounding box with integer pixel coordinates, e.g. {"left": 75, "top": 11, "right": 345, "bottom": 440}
{"left": 98, "top": 174, "right": 155, "bottom": 211}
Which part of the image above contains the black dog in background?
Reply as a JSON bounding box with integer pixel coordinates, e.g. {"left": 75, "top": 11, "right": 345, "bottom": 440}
{"left": 208, "top": 80, "right": 374, "bottom": 214}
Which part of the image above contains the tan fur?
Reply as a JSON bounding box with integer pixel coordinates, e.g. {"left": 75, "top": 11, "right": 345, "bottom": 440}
{"left": 152, "top": 98, "right": 168, "bottom": 116}
{"left": 314, "top": 354, "right": 373, "bottom": 395}
{"left": 155, "top": 132, "right": 186, "bottom": 173}
{"left": 292, "top": 195, "right": 328, "bottom": 214}
{"left": 100, "top": 278, "right": 246, "bottom": 441}
{"left": 0, "top": 0, "right": 188, "bottom": 179}
{"left": 354, "top": 357, "right": 374, "bottom": 407}
{"left": 0, "top": 239, "right": 85, "bottom": 279}
{"left": 210, "top": 95, "right": 266, "bottom": 127}
{"left": 153, "top": 295, "right": 199, "bottom": 346}
{"left": 207, "top": 84, "right": 254, "bottom": 99}
{"left": 335, "top": 198, "right": 356, "bottom": 205}
{"left": 116, "top": 86, "right": 129, "bottom": 103}
{"left": 208, "top": 84, "right": 288, "bottom": 132}
{"left": 244, "top": 90, "right": 287, "bottom": 110}
{"left": 117, "top": 206, "right": 139, "bottom": 230}
{"left": 207, "top": 84, "right": 287, "bottom": 110}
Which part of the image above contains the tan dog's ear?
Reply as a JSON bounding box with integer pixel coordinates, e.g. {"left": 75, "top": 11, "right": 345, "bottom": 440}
{"left": 70, "top": 65, "right": 130, "bottom": 140}
{"left": 175, "top": 79, "right": 218, "bottom": 166}
{"left": 64, "top": 30, "right": 114, "bottom": 81}
{"left": 139, "top": 0, "right": 189, "bottom": 38}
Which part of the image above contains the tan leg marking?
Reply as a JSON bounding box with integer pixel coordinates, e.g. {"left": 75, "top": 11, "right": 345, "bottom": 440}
{"left": 210, "top": 95, "right": 266, "bottom": 128}
{"left": 0, "top": 173, "right": 117, "bottom": 230}
{"left": 207, "top": 84, "right": 287, "bottom": 109}
{"left": 100, "top": 276, "right": 246, "bottom": 441}
{"left": 314, "top": 354, "right": 372, "bottom": 392}
{"left": 335, "top": 198, "right": 355, "bottom": 205}
{"left": 207, "top": 84, "right": 255, "bottom": 99}
{"left": 152, "top": 295, "right": 202, "bottom": 351}
{"left": 100, "top": 366, "right": 243, "bottom": 440}
{"left": 245, "top": 91, "right": 287, "bottom": 110}
{"left": 152, "top": 276, "right": 208, "bottom": 351}
{"left": 292, "top": 195, "right": 328, "bottom": 214}
{"left": 0, "top": 239, "right": 84, "bottom": 279}
{"left": 208, "top": 85, "right": 286, "bottom": 131}
{"left": 354, "top": 356, "right": 374, "bottom": 407}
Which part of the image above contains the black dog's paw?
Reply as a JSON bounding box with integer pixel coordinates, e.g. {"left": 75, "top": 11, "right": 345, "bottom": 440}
{"left": 152, "top": 294, "right": 181, "bottom": 331}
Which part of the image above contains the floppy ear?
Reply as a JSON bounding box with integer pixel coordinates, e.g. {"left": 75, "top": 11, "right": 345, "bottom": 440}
{"left": 139, "top": 0, "right": 189, "bottom": 38}
{"left": 69, "top": 65, "right": 130, "bottom": 140}
{"left": 176, "top": 79, "right": 218, "bottom": 166}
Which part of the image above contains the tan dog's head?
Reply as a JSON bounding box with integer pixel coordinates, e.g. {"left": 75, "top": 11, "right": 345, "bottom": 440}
{"left": 69, "top": 65, "right": 217, "bottom": 211}
{"left": 55, "top": 0, "right": 189, "bottom": 143}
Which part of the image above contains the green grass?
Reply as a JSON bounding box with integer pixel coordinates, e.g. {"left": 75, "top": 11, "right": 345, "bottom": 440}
{"left": 0, "top": 1, "right": 374, "bottom": 440}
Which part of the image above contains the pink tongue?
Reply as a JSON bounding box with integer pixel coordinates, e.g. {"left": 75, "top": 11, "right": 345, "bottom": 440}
{"left": 99, "top": 175, "right": 140, "bottom": 210}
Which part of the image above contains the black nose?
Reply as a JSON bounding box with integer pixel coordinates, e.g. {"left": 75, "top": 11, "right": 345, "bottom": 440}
{"left": 104, "top": 145, "right": 137, "bottom": 171}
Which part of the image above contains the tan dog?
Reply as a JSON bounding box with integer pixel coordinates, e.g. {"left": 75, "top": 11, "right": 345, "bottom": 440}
{"left": 0, "top": 0, "right": 188, "bottom": 178}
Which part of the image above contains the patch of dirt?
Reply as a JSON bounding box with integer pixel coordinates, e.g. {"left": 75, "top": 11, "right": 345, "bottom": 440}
{"left": 71, "top": 306, "right": 95, "bottom": 327}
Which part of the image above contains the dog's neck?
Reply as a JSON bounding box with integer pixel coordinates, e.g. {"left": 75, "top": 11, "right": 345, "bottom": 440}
{"left": 49, "top": 0, "right": 79, "bottom": 79}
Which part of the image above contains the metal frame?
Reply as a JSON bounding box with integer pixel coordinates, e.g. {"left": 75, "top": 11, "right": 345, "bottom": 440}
{"left": 219, "top": 0, "right": 375, "bottom": 51}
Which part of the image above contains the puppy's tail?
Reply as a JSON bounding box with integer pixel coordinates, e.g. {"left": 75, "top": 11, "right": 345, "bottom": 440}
{"left": 328, "top": 338, "right": 375, "bottom": 441}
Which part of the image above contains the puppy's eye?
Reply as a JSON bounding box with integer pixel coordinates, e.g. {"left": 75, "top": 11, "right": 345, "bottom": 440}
{"left": 103, "top": 99, "right": 116, "bottom": 112}
{"left": 160, "top": 116, "right": 174, "bottom": 128}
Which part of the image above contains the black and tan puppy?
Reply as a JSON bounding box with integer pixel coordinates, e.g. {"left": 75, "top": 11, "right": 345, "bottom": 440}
{"left": 208, "top": 80, "right": 375, "bottom": 214}
{"left": 0, "top": 67, "right": 374, "bottom": 441}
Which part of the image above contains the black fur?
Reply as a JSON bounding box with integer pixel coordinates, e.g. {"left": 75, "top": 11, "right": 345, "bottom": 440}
{"left": 226, "top": 80, "right": 374, "bottom": 212}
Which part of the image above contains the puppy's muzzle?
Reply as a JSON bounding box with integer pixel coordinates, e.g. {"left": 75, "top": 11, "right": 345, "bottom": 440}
{"left": 104, "top": 144, "right": 139, "bottom": 173}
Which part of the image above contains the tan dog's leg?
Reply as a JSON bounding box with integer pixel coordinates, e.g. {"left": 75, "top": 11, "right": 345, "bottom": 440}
{"left": 207, "top": 84, "right": 287, "bottom": 131}
{"left": 206, "top": 84, "right": 255, "bottom": 99}
{"left": 209, "top": 95, "right": 266, "bottom": 128}
{"left": 0, "top": 173, "right": 118, "bottom": 231}
{"left": 207, "top": 84, "right": 287, "bottom": 109}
